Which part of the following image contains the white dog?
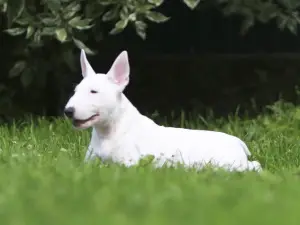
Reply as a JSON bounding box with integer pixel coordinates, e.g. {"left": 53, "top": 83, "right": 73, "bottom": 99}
{"left": 64, "top": 49, "right": 262, "bottom": 172}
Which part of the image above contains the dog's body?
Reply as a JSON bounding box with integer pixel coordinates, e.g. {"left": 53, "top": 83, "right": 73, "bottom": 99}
{"left": 65, "top": 50, "right": 262, "bottom": 172}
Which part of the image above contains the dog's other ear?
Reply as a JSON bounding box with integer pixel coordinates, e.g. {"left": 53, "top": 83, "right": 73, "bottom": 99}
{"left": 107, "top": 51, "right": 130, "bottom": 91}
{"left": 80, "top": 49, "right": 96, "bottom": 78}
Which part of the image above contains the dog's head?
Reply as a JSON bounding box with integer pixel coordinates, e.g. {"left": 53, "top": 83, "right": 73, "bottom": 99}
{"left": 64, "top": 49, "right": 130, "bottom": 129}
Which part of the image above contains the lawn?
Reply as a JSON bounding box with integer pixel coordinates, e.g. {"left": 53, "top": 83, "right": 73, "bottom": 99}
{"left": 1, "top": 100, "right": 300, "bottom": 225}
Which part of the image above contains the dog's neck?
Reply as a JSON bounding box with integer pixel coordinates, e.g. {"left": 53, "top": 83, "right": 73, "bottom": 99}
{"left": 93, "top": 94, "right": 140, "bottom": 138}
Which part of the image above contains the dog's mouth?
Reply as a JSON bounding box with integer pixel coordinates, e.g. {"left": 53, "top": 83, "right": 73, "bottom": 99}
{"left": 73, "top": 114, "right": 100, "bottom": 128}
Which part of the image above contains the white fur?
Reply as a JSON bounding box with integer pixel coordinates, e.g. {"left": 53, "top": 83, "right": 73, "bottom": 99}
{"left": 65, "top": 50, "right": 262, "bottom": 172}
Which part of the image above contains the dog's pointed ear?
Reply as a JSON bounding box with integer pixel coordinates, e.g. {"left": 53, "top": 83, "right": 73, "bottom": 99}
{"left": 107, "top": 51, "right": 130, "bottom": 91}
{"left": 80, "top": 49, "right": 96, "bottom": 78}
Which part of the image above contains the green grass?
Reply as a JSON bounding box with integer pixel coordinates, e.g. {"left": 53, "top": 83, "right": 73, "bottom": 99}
{"left": 2, "top": 100, "right": 300, "bottom": 225}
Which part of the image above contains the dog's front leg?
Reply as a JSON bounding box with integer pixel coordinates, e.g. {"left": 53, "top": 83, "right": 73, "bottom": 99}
{"left": 84, "top": 146, "right": 97, "bottom": 162}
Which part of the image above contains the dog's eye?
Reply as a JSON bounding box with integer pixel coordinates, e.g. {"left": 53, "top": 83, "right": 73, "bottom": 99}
{"left": 90, "top": 90, "right": 98, "bottom": 94}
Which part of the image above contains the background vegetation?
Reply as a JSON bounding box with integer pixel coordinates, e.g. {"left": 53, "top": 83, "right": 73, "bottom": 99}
{"left": 1, "top": 0, "right": 300, "bottom": 121}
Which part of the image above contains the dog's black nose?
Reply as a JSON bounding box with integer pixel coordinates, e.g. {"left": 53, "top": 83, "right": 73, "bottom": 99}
{"left": 64, "top": 107, "right": 75, "bottom": 118}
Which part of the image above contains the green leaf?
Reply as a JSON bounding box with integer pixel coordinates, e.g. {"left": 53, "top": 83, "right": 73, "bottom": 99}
{"left": 137, "top": 29, "right": 146, "bottom": 40}
{"left": 257, "top": 4, "right": 276, "bottom": 23}
{"left": 15, "top": 18, "right": 28, "bottom": 25}
{"left": 182, "top": 0, "right": 200, "bottom": 10}
{"left": 41, "top": 17, "right": 59, "bottom": 26}
{"left": 240, "top": 16, "right": 254, "bottom": 35}
{"left": 46, "top": 0, "right": 61, "bottom": 13}
{"left": 55, "top": 28, "right": 68, "bottom": 42}
{"left": 277, "top": 14, "right": 289, "bottom": 30}
{"left": 9, "top": 60, "right": 26, "bottom": 78}
{"left": 64, "top": 1, "right": 80, "bottom": 15}
{"left": 72, "top": 38, "right": 95, "bottom": 55}
{"left": 98, "top": 0, "right": 118, "bottom": 6}
{"left": 20, "top": 68, "right": 33, "bottom": 88}
{"left": 68, "top": 17, "right": 94, "bottom": 30}
{"left": 25, "top": 25, "right": 35, "bottom": 38}
{"left": 63, "top": 1, "right": 81, "bottom": 20}
{"left": 135, "top": 21, "right": 147, "bottom": 40}
{"left": 109, "top": 27, "right": 123, "bottom": 35}
{"left": 41, "top": 27, "right": 56, "bottom": 36}
{"left": 287, "top": 19, "right": 298, "bottom": 35}
{"left": 135, "top": 20, "right": 147, "bottom": 30}
{"left": 0, "top": 1, "right": 7, "bottom": 13}
{"left": 67, "top": 16, "right": 82, "bottom": 24}
{"left": 128, "top": 13, "right": 137, "bottom": 21}
{"left": 145, "top": 11, "right": 169, "bottom": 23}
{"left": 33, "top": 29, "right": 41, "bottom": 43}
{"left": 102, "top": 7, "right": 119, "bottom": 22}
{"left": 115, "top": 19, "right": 128, "bottom": 29}
{"left": 4, "top": 27, "right": 26, "bottom": 36}
{"left": 257, "top": 2, "right": 278, "bottom": 22}
{"left": 63, "top": 10, "right": 77, "bottom": 20}
{"left": 222, "top": 4, "right": 237, "bottom": 16}
{"left": 15, "top": 10, "right": 34, "bottom": 25}
{"left": 6, "top": 0, "right": 25, "bottom": 26}
{"left": 109, "top": 19, "right": 129, "bottom": 35}
{"left": 85, "top": 2, "right": 105, "bottom": 18}
{"left": 148, "top": 0, "right": 164, "bottom": 7}
{"left": 136, "top": 4, "right": 155, "bottom": 13}
{"left": 278, "top": 0, "right": 300, "bottom": 10}
{"left": 120, "top": 6, "right": 129, "bottom": 20}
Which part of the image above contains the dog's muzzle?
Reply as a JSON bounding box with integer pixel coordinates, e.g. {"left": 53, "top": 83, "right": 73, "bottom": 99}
{"left": 64, "top": 107, "right": 75, "bottom": 118}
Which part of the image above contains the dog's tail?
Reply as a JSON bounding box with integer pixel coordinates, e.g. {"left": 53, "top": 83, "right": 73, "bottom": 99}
{"left": 239, "top": 139, "right": 262, "bottom": 172}
{"left": 238, "top": 139, "right": 251, "bottom": 156}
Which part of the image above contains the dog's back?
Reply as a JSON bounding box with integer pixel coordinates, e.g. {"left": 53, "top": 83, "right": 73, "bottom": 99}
{"left": 127, "top": 116, "right": 261, "bottom": 171}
